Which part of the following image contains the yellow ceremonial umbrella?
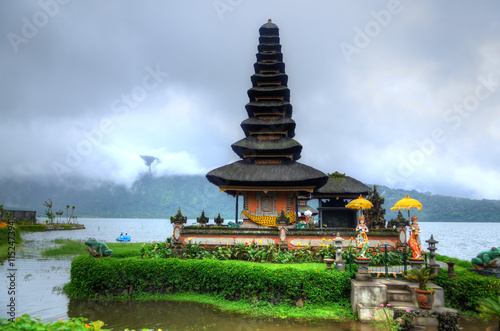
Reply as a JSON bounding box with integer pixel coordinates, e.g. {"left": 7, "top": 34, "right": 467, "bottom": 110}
{"left": 346, "top": 195, "right": 373, "bottom": 218}
{"left": 390, "top": 194, "right": 422, "bottom": 221}
{"left": 346, "top": 195, "right": 373, "bottom": 210}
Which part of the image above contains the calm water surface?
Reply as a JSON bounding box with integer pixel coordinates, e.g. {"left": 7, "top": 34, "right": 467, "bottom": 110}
{"left": 1, "top": 219, "right": 498, "bottom": 330}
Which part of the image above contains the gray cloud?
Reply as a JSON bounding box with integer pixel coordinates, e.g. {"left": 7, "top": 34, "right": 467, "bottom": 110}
{"left": 1, "top": 0, "right": 500, "bottom": 199}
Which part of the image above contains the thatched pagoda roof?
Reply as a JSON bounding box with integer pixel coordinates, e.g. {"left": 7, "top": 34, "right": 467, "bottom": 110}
{"left": 245, "top": 101, "right": 292, "bottom": 118}
{"left": 206, "top": 20, "right": 328, "bottom": 195}
{"left": 259, "top": 20, "right": 279, "bottom": 34}
{"left": 240, "top": 117, "right": 296, "bottom": 137}
{"left": 231, "top": 136, "right": 302, "bottom": 160}
{"left": 313, "top": 176, "right": 369, "bottom": 198}
{"left": 206, "top": 160, "right": 327, "bottom": 193}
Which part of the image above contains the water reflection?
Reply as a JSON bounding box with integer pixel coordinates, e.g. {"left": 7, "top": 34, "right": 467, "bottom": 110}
{"left": 67, "top": 299, "right": 363, "bottom": 331}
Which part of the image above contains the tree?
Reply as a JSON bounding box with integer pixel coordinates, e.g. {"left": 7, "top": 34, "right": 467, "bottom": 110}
{"left": 364, "top": 185, "right": 386, "bottom": 228}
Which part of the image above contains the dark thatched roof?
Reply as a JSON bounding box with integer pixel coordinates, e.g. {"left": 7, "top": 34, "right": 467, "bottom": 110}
{"left": 206, "top": 160, "right": 327, "bottom": 189}
{"left": 240, "top": 117, "right": 296, "bottom": 137}
{"left": 231, "top": 136, "right": 302, "bottom": 160}
{"left": 313, "top": 176, "right": 369, "bottom": 196}
{"left": 250, "top": 73, "right": 287, "bottom": 86}
{"left": 245, "top": 101, "right": 292, "bottom": 118}
{"left": 260, "top": 21, "right": 279, "bottom": 32}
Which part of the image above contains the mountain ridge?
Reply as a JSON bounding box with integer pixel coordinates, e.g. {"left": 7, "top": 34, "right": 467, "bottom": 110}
{"left": 1, "top": 175, "right": 499, "bottom": 222}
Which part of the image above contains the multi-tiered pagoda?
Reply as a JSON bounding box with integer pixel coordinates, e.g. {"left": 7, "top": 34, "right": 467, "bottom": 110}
{"left": 206, "top": 20, "right": 328, "bottom": 227}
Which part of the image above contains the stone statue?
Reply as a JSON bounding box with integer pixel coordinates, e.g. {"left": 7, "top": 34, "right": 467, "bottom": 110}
{"left": 85, "top": 238, "right": 113, "bottom": 258}
{"left": 294, "top": 222, "right": 307, "bottom": 229}
{"left": 228, "top": 220, "right": 242, "bottom": 228}
{"left": 472, "top": 247, "right": 500, "bottom": 269}
{"left": 408, "top": 216, "right": 423, "bottom": 259}
{"left": 356, "top": 215, "right": 369, "bottom": 258}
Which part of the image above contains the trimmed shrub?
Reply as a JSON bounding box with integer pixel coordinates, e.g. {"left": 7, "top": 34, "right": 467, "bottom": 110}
{"left": 436, "top": 268, "right": 500, "bottom": 311}
{"left": 18, "top": 225, "right": 45, "bottom": 232}
{"left": 66, "top": 256, "right": 352, "bottom": 305}
{"left": 0, "top": 225, "right": 22, "bottom": 245}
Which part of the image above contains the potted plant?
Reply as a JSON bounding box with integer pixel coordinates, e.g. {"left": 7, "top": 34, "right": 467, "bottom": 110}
{"left": 404, "top": 267, "right": 438, "bottom": 309}
{"left": 477, "top": 296, "right": 500, "bottom": 331}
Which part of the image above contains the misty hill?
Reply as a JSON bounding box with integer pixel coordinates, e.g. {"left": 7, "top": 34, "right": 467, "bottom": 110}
{"left": 1, "top": 175, "right": 499, "bottom": 222}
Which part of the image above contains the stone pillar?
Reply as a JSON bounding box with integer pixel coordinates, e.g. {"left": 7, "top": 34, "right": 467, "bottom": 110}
{"left": 334, "top": 233, "right": 345, "bottom": 271}
{"left": 354, "top": 257, "right": 372, "bottom": 281}
{"left": 446, "top": 261, "right": 457, "bottom": 278}
{"left": 324, "top": 258, "right": 335, "bottom": 270}
{"left": 409, "top": 258, "right": 425, "bottom": 271}
{"left": 426, "top": 235, "right": 440, "bottom": 276}
{"left": 170, "top": 208, "right": 187, "bottom": 257}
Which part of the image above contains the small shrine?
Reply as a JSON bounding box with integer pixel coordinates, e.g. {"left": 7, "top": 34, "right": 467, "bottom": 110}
{"left": 312, "top": 172, "right": 369, "bottom": 228}
{"left": 206, "top": 20, "right": 328, "bottom": 228}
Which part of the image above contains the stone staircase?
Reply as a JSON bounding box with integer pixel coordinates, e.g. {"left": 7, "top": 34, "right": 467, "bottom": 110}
{"left": 384, "top": 280, "right": 416, "bottom": 309}
{"left": 352, "top": 278, "right": 460, "bottom": 329}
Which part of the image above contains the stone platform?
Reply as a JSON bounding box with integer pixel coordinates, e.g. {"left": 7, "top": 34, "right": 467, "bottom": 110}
{"left": 351, "top": 278, "right": 459, "bottom": 329}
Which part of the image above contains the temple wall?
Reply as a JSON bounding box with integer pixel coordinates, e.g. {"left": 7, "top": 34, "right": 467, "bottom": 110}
{"left": 245, "top": 191, "right": 294, "bottom": 215}
{"left": 179, "top": 227, "right": 401, "bottom": 250}
{"left": 247, "top": 191, "right": 258, "bottom": 213}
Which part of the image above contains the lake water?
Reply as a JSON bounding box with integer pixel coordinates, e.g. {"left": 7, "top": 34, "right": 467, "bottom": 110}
{"left": 1, "top": 219, "right": 498, "bottom": 330}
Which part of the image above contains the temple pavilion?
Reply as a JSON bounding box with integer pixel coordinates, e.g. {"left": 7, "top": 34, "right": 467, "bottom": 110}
{"left": 312, "top": 174, "right": 370, "bottom": 228}
{"left": 206, "top": 20, "right": 328, "bottom": 227}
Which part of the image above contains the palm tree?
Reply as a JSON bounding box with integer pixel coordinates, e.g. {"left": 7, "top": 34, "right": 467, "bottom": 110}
{"left": 43, "top": 199, "right": 54, "bottom": 224}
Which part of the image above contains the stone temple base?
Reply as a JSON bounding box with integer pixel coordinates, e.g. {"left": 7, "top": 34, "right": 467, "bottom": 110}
{"left": 470, "top": 268, "right": 500, "bottom": 278}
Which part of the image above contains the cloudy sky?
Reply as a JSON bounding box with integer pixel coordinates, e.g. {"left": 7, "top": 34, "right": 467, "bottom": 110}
{"left": 1, "top": 1, "right": 500, "bottom": 200}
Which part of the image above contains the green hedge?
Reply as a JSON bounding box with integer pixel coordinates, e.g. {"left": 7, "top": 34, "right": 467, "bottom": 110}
{"left": 18, "top": 225, "right": 45, "bottom": 232}
{"left": 66, "top": 256, "right": 353, "bottom": 305}
{"left": 436, "top": 268, "right": 500, "bottom": 311}
{"left": 0, "top": 226, "right": 22, "bottom": 245}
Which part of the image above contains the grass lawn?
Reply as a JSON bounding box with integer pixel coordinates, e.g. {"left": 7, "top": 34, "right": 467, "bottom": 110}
{"left": 42, "top": 239, "right": 144, "bottom": 258}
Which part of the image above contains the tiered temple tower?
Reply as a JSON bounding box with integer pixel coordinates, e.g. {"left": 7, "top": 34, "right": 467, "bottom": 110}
{"left": 206, "top": 20, "right": 328, "bottom": 227}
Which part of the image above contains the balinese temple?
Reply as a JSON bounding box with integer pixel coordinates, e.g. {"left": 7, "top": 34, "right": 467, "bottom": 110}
{"left": 206, "top": 19, "right": 328, "bottom": 227}
{"left": 173, "top": 20, "right": 401, "bottom": 250}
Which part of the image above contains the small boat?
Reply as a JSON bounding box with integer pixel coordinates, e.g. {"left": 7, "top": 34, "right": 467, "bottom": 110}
{"left": 116, "top": 233, "right": 131, "bottom": 242}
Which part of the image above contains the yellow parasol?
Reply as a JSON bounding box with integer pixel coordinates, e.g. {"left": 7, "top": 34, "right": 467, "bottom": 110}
{"left": 346, "top": 195, "right": 373, "bottom": 218}
{"left": 390, "top": 194, "right": 422, "bottom": 220}
{"left": 346, "top": 195, "right": 373, "bottom": 210}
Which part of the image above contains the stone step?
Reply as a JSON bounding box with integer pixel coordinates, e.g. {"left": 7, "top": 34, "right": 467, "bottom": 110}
{"left": 381, "top": 280, "right": 408, "bottom": 290}
{"left": 387, "top": 289, "right": 412, "bottom": 302}
{"left": 388, "top": 300, "right": 417, "bottom": 309}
